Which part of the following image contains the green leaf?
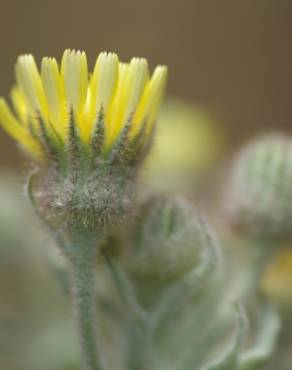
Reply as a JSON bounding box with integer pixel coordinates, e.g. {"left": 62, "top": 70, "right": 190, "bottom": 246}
{"left": 238, "top": 301, "right": 281, "bottom": 370}
{"left": 198, "top": 303, "right": 247, "bottom": 370}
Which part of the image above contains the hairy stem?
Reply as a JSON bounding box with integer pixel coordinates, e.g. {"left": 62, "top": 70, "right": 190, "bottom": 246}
{"left": 69, "top": 227, "right": 103, "bottom": 370}
{"left": 104, "top": 254, "right": 152, "bottom": 370}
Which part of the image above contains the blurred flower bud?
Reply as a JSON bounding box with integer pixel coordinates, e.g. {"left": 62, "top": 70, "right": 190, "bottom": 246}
{"left": 125, "top": 196, "right": 218, "bottom": 281}
{"left": 226, "top": 134, "right": 292, "bottom": 239}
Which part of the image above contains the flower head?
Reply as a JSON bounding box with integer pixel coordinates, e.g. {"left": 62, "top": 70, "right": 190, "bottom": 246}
{"left": 0, "top": 49, "right": 167, "bottom": 162}
{"left": 0, "top": 50, "right": 167, "bottom": 228}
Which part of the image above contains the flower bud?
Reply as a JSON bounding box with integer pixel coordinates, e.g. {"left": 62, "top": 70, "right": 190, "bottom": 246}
{"left": 226, "top": 134, "right": 292, "bottom": 238}
{"left": 125, "top": 196, "right": 218, "bottom": 281}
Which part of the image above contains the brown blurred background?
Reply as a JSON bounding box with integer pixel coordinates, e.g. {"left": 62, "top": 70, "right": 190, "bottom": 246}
{"left": 0, "top": 0, "right": 291, "bottom": 168}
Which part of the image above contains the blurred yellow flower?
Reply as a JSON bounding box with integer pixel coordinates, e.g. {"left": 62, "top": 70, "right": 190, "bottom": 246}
{"left": 262, "top": 247, "right": 292, "bottom": 307}
{"left": 142, "top": 99, "right": 224, "bottom": 190}
{"left": 0, "top": 50, "right": 167, "bottom": 160}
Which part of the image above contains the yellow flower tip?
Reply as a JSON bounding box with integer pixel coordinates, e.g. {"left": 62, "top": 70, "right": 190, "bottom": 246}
{"left": 41, "top": 56, "right": 67, "bottom": 138}
{"left": 106, "top": 56, "right": 151, "bottom": 144}
{"left": 131, "top": 64, "right": 167, "bottom": 138}
{"left": 91, "top": 51, "right": 119, "bottom": 112}
{"left": 0, "top": 97, "right": 42, "bottom": 158}
{"left": 15, "top": 54, "right": 48, "bottom": 118}
{"left": 124, "top": 57, "right": 149, "bottom": 113}
{"left": 61, "top": 49, "right": 88, "bottom": 115}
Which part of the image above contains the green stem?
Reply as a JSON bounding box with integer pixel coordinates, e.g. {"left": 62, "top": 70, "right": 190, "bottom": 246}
{"left": 103, "top": 254, "right": 148, "bottom": 323}
{"left": 69, "top": 227, "right": 103, "bottom": 370}
{"left": 103, "top": 254, "right": 152, "bottom": 370}
{"left": 27, "top": 172, "right": 104, "bottom": 369}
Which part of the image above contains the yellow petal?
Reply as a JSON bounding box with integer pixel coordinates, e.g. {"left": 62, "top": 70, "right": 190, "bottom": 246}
{"left": 82, "top": 52, "right": 119, "bottom": 142}
{"left": 105, "top": 63, "right": 128, "bottom": 144}
{"left": 41, "top": 57, "right": 67, "bottom": 139}
{"left": 61, "top": 50, "right": 88, "bottom": 114}
{"left": 123, "top": 58, "right": 149, "bottom": 119}
{"left": 15, "top": 54, "right": 48, "bottom": 121}
{"left": 91, "top": 52, "right": 119, "bottom": 113}
{"left": 132, "top": 65, "right": 167, "bottom": 137}
{"left": 0, "top": 98, "right": 42, "bottom": 158}
{"left": 10, "top": 85, "right": 28, "bottom": 124}
{"left": 107, "top": 58, "right": 149, "bottom": 145}
{"left": 61, "top": 49, "right": 88, "bottom": 140}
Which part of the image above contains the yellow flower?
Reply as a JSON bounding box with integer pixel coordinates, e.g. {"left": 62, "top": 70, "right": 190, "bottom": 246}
{"left": 0, "top": 50, "right": 167, "bottom": 160}
{"left": 142, "top": 99, "right": 225, "bottom": 192}
{"left": 261, "top": 247, "right": 292, "bottom": 307}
